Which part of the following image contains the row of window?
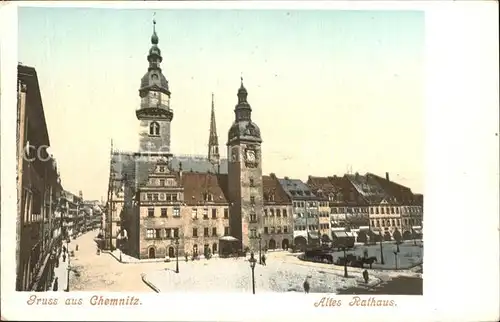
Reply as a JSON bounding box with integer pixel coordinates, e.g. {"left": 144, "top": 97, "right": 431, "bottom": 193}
{"left": 263, "top": 226, "right": 289, "bottom": 234}
{"left": 370, "top": 218, "right": 422, "bottom": 228}
{"left": 147, "top": 227, "right": 231, "bottom": 239}
{"left": 295, "top": 225, "right": 319, "bottom": 231}
{"left": 147, "top": 207, "right": 181, "bottom": 218}
{"left": 146, "top": 228, "right": 180, "bottom": 239}
{"left": 330, "top": 206, "right": 423, "bottom": 215}
{"left": 144, "top": 193, "right": 179, "bottom": 202}
{"left": 192, "top": 208, "right": 229, "bottom": 220}
{"left": 147, "top": 178, "right": 177, "bottom": 187}
{"left": 263, "top": 208, "right": 288, "bottom": 217}
{"left": 295, "top": 213, "right": 318, "bottom": 218}
{"left": 293, "top": 201, "right": 317, "bottom": 208}
{"left": 319, "top": 224, "right": 329, "bottom": 230}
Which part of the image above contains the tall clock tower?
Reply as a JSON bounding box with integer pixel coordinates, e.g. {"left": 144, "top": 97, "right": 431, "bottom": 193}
{"left": 227, "top": 78, "right": 263, "bottom": 252}
{"left": 136, "top": 19, "right": 173, "bottom": 156}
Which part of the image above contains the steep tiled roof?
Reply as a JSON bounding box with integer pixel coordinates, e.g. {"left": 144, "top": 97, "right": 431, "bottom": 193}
{"left": 344, "top": 173, "right": 387, "bottom": 205}
{"left": 171, "top": 155, "right": 228, "bottom": 174}
{"left": 414, "top": 193, "right": 423, "bottom": 206}
{"left": 366, "top": 173, "right": 414, "bottom": 204}
{"left": 307, "top": 175, "right": 340, "bottom": 200}
{"left": 263, "top": 174, "right": 292, "bottom": 205}
{"left": 181, "top": 172, "right": 229, "bottom": 205}
{"left": 278, "top": 177, "right": 317, "bottom": 200}
{"left": 329, "top": 175, "right": 368, "bottom": 205}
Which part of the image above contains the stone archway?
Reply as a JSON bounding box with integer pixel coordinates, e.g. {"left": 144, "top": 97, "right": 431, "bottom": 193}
{"left": 148, "top": 247, "right": 156, "bottom": 259}
{"left": 383, "top": 231, "right": 392, "bottom": 241}
{"left": 268, "top": 239, "right": 276, "bottom": 250}
{"left": 321, "top": 234, "right": 331, "bottom": 243}
{"left": 403, "top": 230, "right": 412, "bottom": 240}
{"left": 282, "top": 239, "right": 289, "bottom": 250}
{"left": 168, "top": 246, "right": 175, "bottom": 258}
{"left": 294, "top": 236, "right": 307, "bottom": 251}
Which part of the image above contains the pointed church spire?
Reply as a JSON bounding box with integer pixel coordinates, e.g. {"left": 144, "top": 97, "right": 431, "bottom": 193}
{"left": 208, "top": 92, "right": 220, "bottom": 165}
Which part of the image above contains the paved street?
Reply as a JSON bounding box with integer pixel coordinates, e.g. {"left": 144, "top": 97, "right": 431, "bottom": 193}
{"left": 65, "top": 230, "right": 153, "bottom": 292}
{"left": 337, "top": 276, "right": 423, "bottom": 295}
{"left": 63, "top": 230, "right": 421, "bottom": 294}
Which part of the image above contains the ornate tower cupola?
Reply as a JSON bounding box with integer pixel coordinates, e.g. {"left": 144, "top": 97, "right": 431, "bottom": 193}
{"left": 208, "top": 93, "right": 220, "bottom": 165}
{"left": 227, "top": 77, "right": 262, "bottom": 145}
{"left": 136, "top": 17, "right": 173, "bottom": 155}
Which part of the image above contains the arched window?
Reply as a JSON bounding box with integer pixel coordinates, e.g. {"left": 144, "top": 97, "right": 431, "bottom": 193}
{"left": 149, "top": 122, "right": 160, "bottom": 136}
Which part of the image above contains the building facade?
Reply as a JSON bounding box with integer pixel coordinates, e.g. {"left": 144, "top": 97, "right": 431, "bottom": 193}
{"left": 278, "top": 177, "right": 320, "bottom": 249}
{"left": 16, "top": 65, "right": 64, "bottom": 291}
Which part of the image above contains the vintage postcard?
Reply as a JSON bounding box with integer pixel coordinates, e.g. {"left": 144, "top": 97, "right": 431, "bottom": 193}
{"left": 1, "top": 1, "right": 498, "bottom": 321}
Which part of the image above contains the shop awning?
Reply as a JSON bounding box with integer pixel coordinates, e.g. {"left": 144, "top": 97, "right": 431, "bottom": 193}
{"left": 219, "top": 236, "right": 238, "bottom": 241}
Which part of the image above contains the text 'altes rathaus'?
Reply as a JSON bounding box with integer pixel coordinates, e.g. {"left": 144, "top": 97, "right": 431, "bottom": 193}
{"left": 105, "top": 19, "right": 295, "bottom": 259}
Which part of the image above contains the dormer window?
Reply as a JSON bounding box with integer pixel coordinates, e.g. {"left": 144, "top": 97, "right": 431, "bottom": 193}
{"left": 203, "top": 193, "right": 213, "bottom": 202}
{"left": 150, "top": 121, "right": 160, "bottom": 136}
{"left": 269, "top": 193, "right": 275, "bottom": 202}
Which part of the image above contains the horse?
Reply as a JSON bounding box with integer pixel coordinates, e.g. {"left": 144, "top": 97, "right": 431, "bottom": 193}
{"left": 362, "top": 256, "right": 378, "bottom": 269}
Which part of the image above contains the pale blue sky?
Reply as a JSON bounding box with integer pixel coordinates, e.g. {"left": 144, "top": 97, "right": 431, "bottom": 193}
{"left": 19, "top": 8, "right": 424, "bottom": 200}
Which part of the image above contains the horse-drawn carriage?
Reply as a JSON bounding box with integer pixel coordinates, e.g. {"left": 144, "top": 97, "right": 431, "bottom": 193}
{"left": 335, "top": 253, "right": 378, "bottom": 268}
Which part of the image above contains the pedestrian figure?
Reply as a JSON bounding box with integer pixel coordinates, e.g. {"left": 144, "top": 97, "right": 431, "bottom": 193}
{"left": 62, "top": 253, "right": 66, "bottom": 262}
{"left": 53, "top": 277, "right": 59, "bottom": 291}
{"left": 363, "top": 269, "right": 369, "bottom": 284}
{"left": 76, "top": 244, "right": 79, "bottom": 251}
{"left": 303, "top": 277, "right": 310, "bottom": 294}
{"left": 363, "top": 249, "right": 368, "bottom": 258}
{"left": 63, "top": 245, "right": 66, "bottom": 253}
{"left": 261, "top": 254, "right": 266, "bottom": 266}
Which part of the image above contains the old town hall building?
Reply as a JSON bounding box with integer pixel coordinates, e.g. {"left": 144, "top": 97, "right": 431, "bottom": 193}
{"left": 105, "top": 20, "right": 293, "bottom": 259}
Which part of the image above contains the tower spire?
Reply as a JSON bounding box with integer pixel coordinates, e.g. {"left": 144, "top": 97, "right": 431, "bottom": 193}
{"left": 208, "top": 92, "right": 220, "bottom": 165}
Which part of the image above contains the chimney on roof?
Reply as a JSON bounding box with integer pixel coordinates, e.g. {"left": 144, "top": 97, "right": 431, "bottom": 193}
{"left": 179, "top": 162, "right": 183, "bottom": 180}
{"left": 284, "top": 176, "right": 289, "bottom": 180}
{"left": 270, "top": 173, "right": 276, "bottom": 178}
{"left": 386, "top": 172, "right": 390, "bottom": 181}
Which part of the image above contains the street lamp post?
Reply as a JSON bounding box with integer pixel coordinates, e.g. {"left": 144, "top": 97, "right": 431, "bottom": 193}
{"left": 258, "top": 234, "right": 262, "bottom": 265}
{"left": 379, "top": 232, "right": 385, "bottom": 265}
{"left": 175, "top": 237, "right": 179, "bottom": 274}
{"left": 393, "top": 249, "right": 398, "bottom": 270}
{"left": 249, "top": 252, "right": 257, "bottom": 294}
{"left": 342, "top": 247, "right": 348, "bottom": 278}
{"left": 65, "top": 239, "right": 70, "bottom": 292}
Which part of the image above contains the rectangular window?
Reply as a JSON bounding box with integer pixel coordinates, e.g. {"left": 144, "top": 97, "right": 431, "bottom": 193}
{"left": 172, "top": 194, "right": 178, "bottom": 202}
{"left": 166, "top": 194, "right": 172, "bottom": 202}
{"left": 173, "top": 208, "right": 180, "bottom": 217}
{"left": 250, "top": 214, "right": 257, "bottom": 223}
{"left": 250, "top": 196, "right": 255, "bottom": 205}
{"left": 204, "top": 228, "right": 209, "bottom": 237}
{"left": 283, "top": 209, "right": 287, "bottom": 217}
{"left": 148, "top": 208, "right": 154, "bottom": 217}
{"left": 165, "top": 228, "right": 172, "bottom": 238}
{"left": 224, "top": 208, "right": 229, "bottom": 219}
{"left": 159, "top": 179, "right": 165, "bottom": 186}
{"left": 212, "top": 227, "right": 217, "bottom": 236}
{"left": 155, "top": 229, "right": 161, "bottom": 239}
{"left": 270, "top": 227, "right": 275, "bottom": 234}
{"left": 250, "top": 229, "right": 257, "bottom": 238}
{"left": 224, "top": 227, "right": 230, "bottom": 236}
{"left": 147, "top": 193, "right": 153, "bottom": 201}
{"left": 192, "top": 208, "right": 198, "bottom": 219}
{"left": 264, "top": 227, "right": 269, "bottom": 234}
{"left": 284, "top": 226, "right": 288, "bottom": 233}
{"left": 173, "top": 228, "right": 179, "bottom": 238}
{"left": 277, "top": 226, "right": 282, "bottom": 234}
{"left": 270, "top": 209, "right": 274, "bottom": 216}
{"left": 161, "top": 208, "right": 167, "bottom": 217}
{"left": 264, "top": 209, "right": 268, "bottom": 216}
{"left": 192, "top": 228, "right": 198, "bottom": 237}
{"left": 203, "top": 209, "right": 209, "bottom": 219}
{"left": 153, "top": 194, "right": 159, "bottom": 201}
{"left": 250, "top": 178, "right": 254, "bottom": 187}
{"left": 212, "top": 208, "right": 217, "bottom": 219}
{"left": 146, "top": 229, "right": 154, "bottom": 239}
{"left": 276, "top": 209, "right": 281, "bottom": 217}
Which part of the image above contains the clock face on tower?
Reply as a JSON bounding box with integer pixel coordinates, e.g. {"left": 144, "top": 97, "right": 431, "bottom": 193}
{"left": 244, "top": 148, "right": 258, "bottom": 167}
